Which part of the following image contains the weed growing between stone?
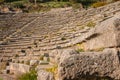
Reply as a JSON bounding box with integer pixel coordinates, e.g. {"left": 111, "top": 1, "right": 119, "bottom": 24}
{"left": 17, "top": 70, "right": 37, "bottom": 80}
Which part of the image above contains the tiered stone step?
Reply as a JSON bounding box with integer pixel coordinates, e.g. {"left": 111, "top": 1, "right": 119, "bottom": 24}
{"left": 0, "top": 13, "right": 38, "bottom": 41}
{"left": 0, "top": 1, "right": 120, "bottom": 64}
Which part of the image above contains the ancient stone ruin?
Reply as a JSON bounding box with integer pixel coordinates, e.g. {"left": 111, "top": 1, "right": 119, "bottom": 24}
{"left": 83, "top": 14, "right": 120, "bottom": 50}
{"left": 0, "top": 1, "right": 120, "bottom": 80}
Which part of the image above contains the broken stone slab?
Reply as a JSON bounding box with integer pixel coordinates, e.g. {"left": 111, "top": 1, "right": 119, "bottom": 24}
{"left": 49, "top": 49, "right": 78, "bottom": 63}
{"left": 84, "top": 14, "right": 120, "bottom": 50}
{"left": 37, "top": 70, "right": 55, "bottom": 80}
{"left": 36, "top": 64, "right": 53, "bottom": 71}
{"left": 30, "top": 60, "right": 39, "bottom": 66}
{"left": 9, "top": 63, "right": 30, "bottom": 75}
{"left": 58, "top": 48, "right": 120, "bottom": 80}
{"left": 39, "top": 61, "right": 49, "bottom": 65}
{"left": 19, "top": 53, "right": 26, "bottom": 56}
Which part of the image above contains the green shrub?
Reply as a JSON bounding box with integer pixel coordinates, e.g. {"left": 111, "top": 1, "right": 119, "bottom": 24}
{"left": 69, "top": 0, "right": 77, "bottom": 4}
{"left": 27, "top": 1, "right": 72, "bottom": 13}
{"left": 5, "top": 0, "right": 20, "bottom": 2}
{"left": 76, "top": 48, "right": 85, "bottom": 52}
{"left": 91, "top": 2, "right": 107, "bottom": 8}
{"left": 46, "top": 1, "right": 72, "bottom": 8}
{"left": 76, "top": 43, "right": 85, "bottom": 52}
{"left": 0, "top": 0, "right": 4, "bottom": 3}
{"left": 11, "top": 1, "right": 26, "bottom": 8}
{"left": 72, "top": 3, "right": 82, "bottom": 9}
{"left": 113, "top": 0, "right": 120, "bottom": 2}
{"left": 46, "top": 64, "right": 58, "bottom": 74}
{"left": 17, "top": 70, "right": 37, "bottom": 80}
{"left": 0, "top": 78, "right": 3, "bottom": 80}
{"left": 86, "top": 21, "right": 96, "bottom": 27}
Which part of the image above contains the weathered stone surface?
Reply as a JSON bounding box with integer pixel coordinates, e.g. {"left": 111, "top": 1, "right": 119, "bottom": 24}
{"left": 19, "top": 53, "right": 26, "bottom": 56}
{"left": 58, "top": 48, "right": 120, "bottom": 80}
{"left": 49, "top": 49, "right": 78, "bottom": 63}
{"left": 58, "top": 49, "right": 79, "bottom": 63}
{"left": 37, "top": 70, "right": 54, "bottom": 80}
{"left": 9, "top": 63, "right": 30, "bottom": 74}
{"left": 30, "top": 60, "right": 39, "bottom": 66}
{"left": 84, "top": 14, "right": 120, "bottom": 50}
{"left": 0, "top": 1, "right": 120, "bottom": 64}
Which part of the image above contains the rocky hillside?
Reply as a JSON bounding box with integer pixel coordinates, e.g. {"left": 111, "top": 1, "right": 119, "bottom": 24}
{"left": 0, "top": 1, "right": 120, "bottom": 80}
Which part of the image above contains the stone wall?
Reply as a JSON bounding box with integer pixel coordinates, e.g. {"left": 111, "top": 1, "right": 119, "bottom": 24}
{"left": 9, "top": 63, "right": 30, "bottom": 75}
{"left": 58, "top": 48, "right": 120, "bottom": 80}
